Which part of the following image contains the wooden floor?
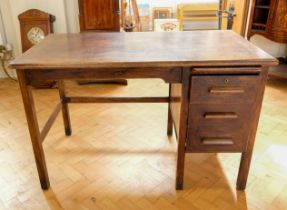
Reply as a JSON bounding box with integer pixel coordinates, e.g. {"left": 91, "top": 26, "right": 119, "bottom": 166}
{"left": 0, "top": 78, "right": 287, "bottom": 210}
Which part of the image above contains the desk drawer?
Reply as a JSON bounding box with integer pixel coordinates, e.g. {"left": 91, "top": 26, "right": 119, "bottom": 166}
{"left": 186, "top": 104, "right": 253, "bottom": 152}
{"left": 188, "top": 132, "right": 247, "bottom": 152}
{"left": 190, "top": 75, "right": 260, "bottom": 104}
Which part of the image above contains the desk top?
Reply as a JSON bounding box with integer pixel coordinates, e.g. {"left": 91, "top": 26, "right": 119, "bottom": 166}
{"left": 10, "top": 30, "right": 277, "bottom": 69}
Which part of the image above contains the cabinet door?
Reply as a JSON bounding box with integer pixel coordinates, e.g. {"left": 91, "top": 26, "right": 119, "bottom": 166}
{"left": 267, "top": 0, "right": 287, "bottom": 42}
{"left": 79, "top": 0, "right": 119, "bottom": 31}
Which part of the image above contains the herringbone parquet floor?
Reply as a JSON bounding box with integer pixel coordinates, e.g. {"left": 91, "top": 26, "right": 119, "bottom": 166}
{"left": 0, "top": 78, "right": 287, "bottom": 210}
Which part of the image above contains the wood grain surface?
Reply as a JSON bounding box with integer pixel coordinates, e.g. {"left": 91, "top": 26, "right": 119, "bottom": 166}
{"left": 10, "top": 31, "right": 277, "bottom": 69}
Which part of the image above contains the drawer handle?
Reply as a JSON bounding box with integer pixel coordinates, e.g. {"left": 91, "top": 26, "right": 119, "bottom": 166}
{"left": 209, "top": 87, "right": 244, "bottom": 94}
{"left": 202, "top": 138, "right": 234, "bottom": 145}
{"left": 204, "top": 112, "right": 238, "bottom": 119}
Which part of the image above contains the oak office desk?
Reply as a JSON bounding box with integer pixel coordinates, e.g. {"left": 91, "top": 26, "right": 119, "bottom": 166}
{"left": 10, "top": 31, "right": 277, "bottom": 191}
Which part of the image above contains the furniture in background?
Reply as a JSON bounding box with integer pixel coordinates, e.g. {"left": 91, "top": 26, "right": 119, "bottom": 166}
{"left": 177, "top": 2, "right": 220, "bottom": 31}
{"left": 78, "top": 0, "right": 127, "bottom": 85}
{"left": 248, "top": 0, "right": 287, "bottom": 43}
{"left": 18, "top": 9, "right": 55, "bottom": 88}
{"left": 152, "top": 7, "right": 172, "bottom": 30}
{"left": 10, "top": 31, "right": 277, "bottom": 191}
{"left": 248, "top": 0, "right": 287, "bottom": 79}
{"left": 121, "top": 0, "right": 141, "bottom": 32}
{"left": 78, "top": 0, "right": 120, "bottom": 31}
{"left": 154, "top": 19, "right": 180, "bottom": 32}
{"left": 152, "top": 7, "right": 172, "bottom": 19}
{"left": 137, "top": 3, "right": 149, "bottom": 32}
{"left": 18, "top": 9, "right": 55, "bottom": 53}
{"left": 177, "top": 0, "right": 235, "bottom": 31}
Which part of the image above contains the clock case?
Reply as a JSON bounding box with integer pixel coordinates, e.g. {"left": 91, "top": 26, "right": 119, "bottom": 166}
{"left": 19, "top": 9, "right": 55, "bottom": 53}
{"left": 18, "top": 9, "right": 56, "bottom": 88}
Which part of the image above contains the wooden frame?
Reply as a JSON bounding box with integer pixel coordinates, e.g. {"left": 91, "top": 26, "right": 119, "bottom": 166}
{"left": 16, "top": 68, "right": 180, "bottom": 190}
{"left": 177, "top": 2, "right": 220, "bottom": 31}
{"left": 11, "top": 32, "right": 277, "bottom": 191}
{"left": 152, "top": 7, "right": 173, "bottom": 30}
{"left": 152, "top": 7, "right": 172, "bottom": 20}
{"left": 15, "top": 65, "right": 271, "bottom": 191}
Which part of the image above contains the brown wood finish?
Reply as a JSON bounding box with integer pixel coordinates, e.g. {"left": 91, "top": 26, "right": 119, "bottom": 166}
{"left": 236, "top": 66, "right": 269, "bottom": 190}
{"left": 187, "top": 102, "right": 253, "bottom": 148}
{"left": 175, "top": 69, "right": 191, "bottom": 190}
{"left": 186, "top": 73, "right": 262, "bottom": 154}
{"left": 18, "top": 9, "right": 56, "bottom": 88}
{"left": 18, "top": 9, "right": 55, "bottom": 53}
{"left": 10, "top": 31, "right": 276, "bottom": 70}
{"left": 167, "top": 84, "right": 173, "bottom": 136}
{"left": 248, "top": 0, "right": 287, "bottom": 43}
{"left": 78, "top": 0, "right": 124, "bottom": 85}
{"left": 24, "top": 68, "right": 182, "bottom": 84}
{"left": 190, "top": 75, "right": 260, "bottom": 104}
{"left": 10, "top": 31, "right": 277, "bottom": 191}
{"left": 16, "top": 69, "right": 50, "bottom": 190}
{"left": 187, "top": 103, "right": 255, "bottom": 152}
{"left": 79, "top": 0, "right": 120, "bottom": 31}
{"left": 58, "top": 80, "right": 72, "bottom": 136}
{"left": 65, "top": 96, "right": 169, "bottom": 103}
{"left": 268, "top": 0, "right": 287, "bottom": 42}
{"left": 191, "top": 67, "right": 261, "bottom": 74}
{"left": 170, "top": 83, "right": 182, "bottom": 139}
{"left": 40, "top": 102, "right": 62, "bottom": 142}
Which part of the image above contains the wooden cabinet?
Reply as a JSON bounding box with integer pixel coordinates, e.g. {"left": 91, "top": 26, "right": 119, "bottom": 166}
{"left": 78, "top": 0, "right": 120, "bottom": 31}
{"left": 169, "top": 65, "right": 269, "bottom": 189}
{"left": 187, "top": 73, "right": 261, "bottom": 152}
{"left": 248, "top": 0, "right": 287, "bottom": 43}
{"left": 170, "top": 67, "right": 264, "bottom": 154}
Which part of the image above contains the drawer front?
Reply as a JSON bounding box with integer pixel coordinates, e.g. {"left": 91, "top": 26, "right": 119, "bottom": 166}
{"left": 188, "top": 132, "right": 247, "bottom": 152}
{"left": 187, "top": 102, "right": 255, "bottom": 152}
{"left": 190, "top": 75, "right": 260, "bottom": 104}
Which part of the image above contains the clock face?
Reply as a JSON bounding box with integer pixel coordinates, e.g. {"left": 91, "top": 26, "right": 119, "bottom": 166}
{"left": 27, "top": 27, "right": 45, "bottom": 45}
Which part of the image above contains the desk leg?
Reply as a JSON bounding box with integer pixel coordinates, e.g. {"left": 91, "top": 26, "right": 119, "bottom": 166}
{"left": 176, "top": 69, "right": 190, "bottom": 190}
{"left": 167, "top": 84, "right": 173, "bottom": 136}
{"left": 17, "top": 69, "right": 50, "bottom": 190}
{"left": 236, "top": 67, "right": 268, "bottom": 190}
{"left": 58, "top": 80, "right": 72, "bottom": 136}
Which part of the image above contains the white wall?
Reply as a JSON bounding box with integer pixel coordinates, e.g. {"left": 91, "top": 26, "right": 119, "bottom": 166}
{"left": 0, "top": 0, "right": 73, "bottom": 78}
{"left": 63, "top": 0, "right": 80, "bottom": 33}
{"left": 0, "top": 1, "right": 18, "bottom": 78}
{"left": 2, "top": 0, "right": 68, "bottom": 56}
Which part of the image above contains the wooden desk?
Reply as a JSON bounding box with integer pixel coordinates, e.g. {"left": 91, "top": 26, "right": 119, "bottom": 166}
{"left": 10, "top": 31, "right": 277, "bottom": 191}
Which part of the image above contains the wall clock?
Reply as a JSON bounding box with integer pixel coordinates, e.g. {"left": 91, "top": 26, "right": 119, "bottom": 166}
{"left": 18, "top": 9, "right": 55, "bottom": 53}
{"left": 18, "top": 9, "right": 56, "bottom": 88}
{"left": 27, "top": 27, "right": 45, "bottom": 45}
